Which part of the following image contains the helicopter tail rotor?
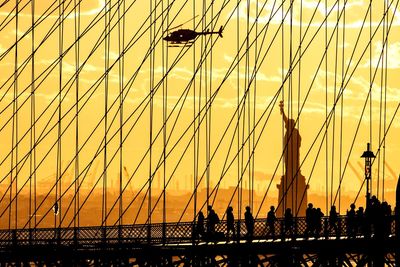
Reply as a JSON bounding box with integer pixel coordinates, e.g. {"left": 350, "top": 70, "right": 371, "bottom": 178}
{"left": 218, "top": 26, "right": 223, "bottom": 38}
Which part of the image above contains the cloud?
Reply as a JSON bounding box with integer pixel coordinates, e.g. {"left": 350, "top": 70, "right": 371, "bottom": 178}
{"left": 314, "top": 69, "right": 400, "bottom": 102}
{"left": 234, "top": 0, "right": 400, "bottom": 29}
{"left": 362, "top": 42, "right": 400, "bottom": 69}
{"left": 0, "top": 0, "right": 105, "bottom": 19}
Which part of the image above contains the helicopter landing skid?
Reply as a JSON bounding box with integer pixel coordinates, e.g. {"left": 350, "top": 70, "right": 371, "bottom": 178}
{"left": 168, "top": 41, "right": 194, "bottom": 48}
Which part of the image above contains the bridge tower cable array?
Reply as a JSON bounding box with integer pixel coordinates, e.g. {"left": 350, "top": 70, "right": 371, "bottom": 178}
{"left": 0, "top": 0, "right": 399, "bottom": 265}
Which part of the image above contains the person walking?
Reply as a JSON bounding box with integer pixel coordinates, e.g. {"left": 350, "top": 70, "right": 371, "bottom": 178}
{"left": 226, "top": 206, "right": 235, "bottom": 240}
{"left": 267, "top": 206, "right": 276, "bottom": 239}
{"left": 245, "top": 206, "right": 254, "bottom": 241}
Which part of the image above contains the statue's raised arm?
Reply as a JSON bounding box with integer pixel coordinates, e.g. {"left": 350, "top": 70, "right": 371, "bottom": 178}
{"left": 279, "top": 100, "right": 288, "bottom": 125}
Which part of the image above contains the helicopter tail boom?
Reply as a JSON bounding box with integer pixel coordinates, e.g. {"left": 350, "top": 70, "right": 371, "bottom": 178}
{"left": 197, "top": 26, "right": 223, "bottom": 37}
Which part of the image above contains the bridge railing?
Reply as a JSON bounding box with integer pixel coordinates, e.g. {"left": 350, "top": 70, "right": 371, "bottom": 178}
{"left": 0, "top": 215, "right": 395, "bottom": 247}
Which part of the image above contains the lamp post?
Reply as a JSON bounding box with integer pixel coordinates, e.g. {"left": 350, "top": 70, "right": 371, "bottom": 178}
{"left": 361, "top": 143, "right": 375, "bottom": 209}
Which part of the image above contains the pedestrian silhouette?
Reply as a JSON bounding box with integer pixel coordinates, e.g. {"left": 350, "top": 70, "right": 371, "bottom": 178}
{"left": 356, "top": 206, "right": 364, "bottom": 236}
{"left": 346, "top": 203, "right": 356, "bottom": 238}
{"left": 366, "top": 195, "right": 381, "bottom": 238}
{"left": 207, "top": 205, "right": 219, "bottom": 237}
{"left": 382, "top": 202, "right": 392, "bottom": 238}
{"left": 197, "top": 211, "right": 205, "bottom": 239}
{"left": 266, "top": 206, "right": 276, "bottom": 239}
{"left": 226, "top": 206, "right": 235, "bottom": 240}
{"left": 329, "top": 205, "right": 338, "bottom": 236}
{"left": 284, "top": 208, "right": 293, "bottom": 236}
{"left": 314, "top": 208, "right": 323, "bottom": 238}
{"left": 305, "top": 203, "right": 314, "bottom": 238}
{"left": 244, "top": 206, "right": 254, "bottom": 241}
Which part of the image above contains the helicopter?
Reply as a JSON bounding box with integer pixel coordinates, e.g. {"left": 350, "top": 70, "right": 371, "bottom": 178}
{"left": 163, "top": 17, "right": 223, "bottom": 47}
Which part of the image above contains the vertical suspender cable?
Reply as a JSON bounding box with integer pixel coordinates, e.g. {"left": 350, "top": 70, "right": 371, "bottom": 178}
{"left": 339, "top": 0, "right": 345, "bottom": 211}
{"left": 252, "top": 0, "right": 258, "bottom": 212}
{"left": 208, "top": 0, "right": 213, "bottom": 216}
{"left": 162, "top": 0, "right": 168, "bottom": 239}
{"left": 377, "top": 0, "right": 385, "bottom": 197}
{"left": 237, "top": 0, "right": 241, "bottom": 223}
{"left": 197, "top": 2, "right": 202, "bottom": 213}
{"left": 30, "top": 0, "right": 36, "bottom": 230}
{"left": 324, "top": 0, "right": 328, "bottom": 215}
{"left": 103, "top": 0, "right": 110, "bottom": 226}
{"left": 56, "top": 0, "right": 64, "bottom": 228}
{"left": 246, "top": 0, "right": 251, "bottom": 210}
{"left": 242, "top": 0, "right": 247, "bottom": 211}
{"left": 369, "top": 0, "right": 372, "bottom": 156}
{"left": 331, "top": 0, "right": 339, "bottom": 210}
{"left": 118, "top": 0, "right": 125, "bottom": 227}
{"left": 203, "top": 0, "right": 209, "bottom": 211}
{"left": 193, "top": 0, "right": 197, "bottom": 220}
{"left": 297, "top": 0, "right": 303, "bottom": 215}
{"left": 245, "top": 0, "right": 249, "bottom": 209}
{"left": 289, "top": 0, "right": 293, "bottom": 213}
{"left": 12, "top": 0, "right": 19, "bottom": 230}
{"left": 282, "top": 0, "right": 285, "bottom": 215}
{"left": 148, "top": 0, "right": 155, "bottom": 239}
{"left": 382, "top": 0, "right": 388, "bottom": 201}
{"left": 74, "top": 0, "right": 81, "bottom": 229}
{"left": 241, "top": 1, "right": 247, "bottom": 216}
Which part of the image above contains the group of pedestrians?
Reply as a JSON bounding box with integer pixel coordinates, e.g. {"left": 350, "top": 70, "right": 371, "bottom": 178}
{"left": 194, "top": 196, "right": 394, "bottom": 242}
{"left": 195, "top": 206, "right": 220, "bottom": 240}
{"left": 195, "top": 205, "right": 255, "bottom": 241}
{"left": 304, "top": 203, "right": 327, "bottom": 238}
{"left": 303, "top": 197, "right": 393, "bottom": 239}
{"left": 346, "top": 196, "right": 392, "bottom": 238}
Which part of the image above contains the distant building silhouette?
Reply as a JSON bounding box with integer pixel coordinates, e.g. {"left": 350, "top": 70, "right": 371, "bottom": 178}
{"left": 276, "top": 101, "right": 308, "bottom": 217}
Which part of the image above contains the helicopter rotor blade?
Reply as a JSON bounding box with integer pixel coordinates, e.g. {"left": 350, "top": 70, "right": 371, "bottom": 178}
{"left": 166, "top": 15, "right": 199, "bottom": 31}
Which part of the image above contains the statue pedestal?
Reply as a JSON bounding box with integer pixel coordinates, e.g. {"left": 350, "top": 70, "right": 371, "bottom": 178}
{"left": 276, "top": 173, "right": 308, "bottom": 217}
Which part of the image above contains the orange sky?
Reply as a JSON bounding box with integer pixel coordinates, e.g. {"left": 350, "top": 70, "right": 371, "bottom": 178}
{"left": 0, "top": 0, "right": 399, "bottom": 226}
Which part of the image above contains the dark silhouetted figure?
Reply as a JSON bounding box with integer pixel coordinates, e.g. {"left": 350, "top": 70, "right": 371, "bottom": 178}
{"left": 366, "top": 195, "right": 382, "bottom": 238}
{"left": 315, "top": 208, "right": 323, "bottom": 238}
{"left": 267, "top": 206, "right": 276, "bottom": 239}
{"left": 329, "top": 205, "right": 338, "bottom": 236}
{"left": 226, "top": 206, "right": 235, "bottom": 240}
{"left": 346, "top": 203, "right": 356, "bottom": 238}
{"left": 284, "top": 208, "right": 293, "bottom": 236}
{"left": 197, "top": 211, "right": 205, "bottom": 238}
{"left": 305, "top": 203, "right": 314, "bottom": 238}
{"left": 382, "top": 202, "right": 392, "bottom": 238}
{"left": 356, "top": 207, "right": 364, "bottom": 235}
{"left": 245, "top": 206, "right": 254, "bottom": 241}
{"left": 207, "top": 205, "right": 219, "bottom": 236}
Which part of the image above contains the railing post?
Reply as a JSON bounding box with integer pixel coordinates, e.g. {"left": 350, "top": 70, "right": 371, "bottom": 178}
{"left": 73, "top": 227, "right": 78, "bottom": 247}
{"left": 29, "top": 228, "right": 33, "bottom": 245}
{"left": 147, "top": 223, "right": 151, "bottom": 244}
{"left": 280, "top": 220, "right": 285, "bottom": 241}
{"left": 118, "top": 225, "right": 122, "bottom": 243}
{"left": 337, "top": 219, "right": 342, "bottom": 239}
{"left": 57, "top": 228, "right": 61, "bottom": 245}
{"left": 162, "top": 222, "right": 166, "bottom": 245}
{"left": 12, "top": 229, "right": 17, "bottom": 246}
{"left": 102, "top": 227, "right": 107, "bottom": 244}
{"left": 53, "top": 228, "right": 61, "bottom": 245}
{"left": 236, "top": 221, "right": 241, "bottom": 243}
